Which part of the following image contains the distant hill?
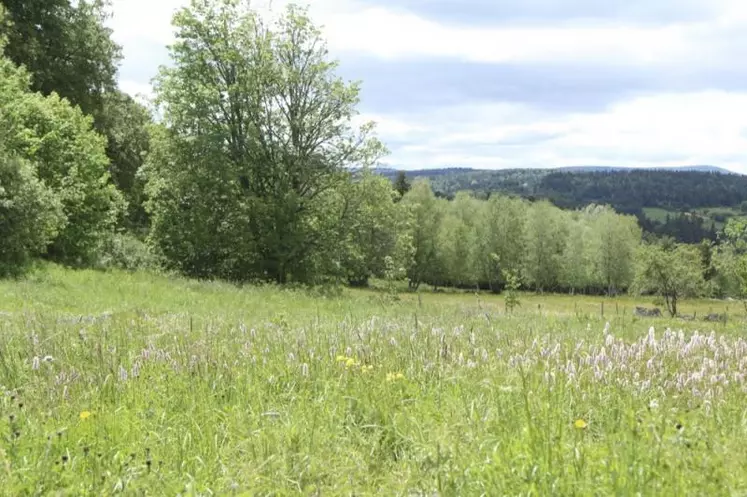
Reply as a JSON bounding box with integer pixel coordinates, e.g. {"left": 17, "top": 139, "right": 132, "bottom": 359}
{"left": 376, "top": 165, "right": 747, "bottom": 243}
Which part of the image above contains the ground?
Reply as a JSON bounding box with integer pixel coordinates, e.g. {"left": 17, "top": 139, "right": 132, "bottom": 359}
{"left": 0, "top": 266, "right": 745, "bottom": 495}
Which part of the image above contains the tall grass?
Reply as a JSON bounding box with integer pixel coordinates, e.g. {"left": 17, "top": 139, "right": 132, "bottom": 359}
{"left": 0, "top": 266, "right": 745, "bottom": 495}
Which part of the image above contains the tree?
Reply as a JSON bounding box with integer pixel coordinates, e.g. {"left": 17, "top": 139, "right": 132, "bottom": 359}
{"left": 400, "top": 179, "right": 443, "bottom": 290}
{"left": 336, "top": 170, "right": 411, "bottom": 286}
{"left": 474, "top": 194, "right": 526, "bottom": 291}
{"left": 393, "top": 171, "right": 411, "bottom": 199}
{"left": 633, "top": 242, "right": 705, "bottom": 317}
{"left": 1, "top": 0, "right": 121, "bottom": 117}
{"left": 437, "top": 191, "right": 479, "bottom": 288}
{"left": 0, "top": 33, "right": 123, "bottom": 266}
{"left": 561, "top": 215, "right": 590, "bottom": 294}
{"left": 0, "top": 147, "right": 65, "bottom": 277}
{"left": 95, "top": 90, "right": 152, "bottom": 232}
{"left": 587, "top": 205, "right": 641, "bottom": 295}
{"left": 524, "top": 201, "right": 568, "bottom": 292}
{"left": 144, "top": 0, "right": 384, "bottom": 283}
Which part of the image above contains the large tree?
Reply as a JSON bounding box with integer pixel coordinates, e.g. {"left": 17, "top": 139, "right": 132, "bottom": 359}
{"left": 144, "top": 0, "right": 384, "bottom": 283}
{"left": 1, "top": 0, "right": 121, "bottom": 117}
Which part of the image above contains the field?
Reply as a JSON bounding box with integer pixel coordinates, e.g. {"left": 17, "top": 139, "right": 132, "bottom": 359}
{"left": 642, "top": 206, "right": 740, "bottom": 231}
{"left": 1, "top": 267, "right": 747, "bottom": 495}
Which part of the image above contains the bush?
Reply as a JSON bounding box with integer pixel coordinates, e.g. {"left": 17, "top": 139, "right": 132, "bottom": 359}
{"left": 97, "top": 233, "right": 161, "bottom": 272}
{"left": 0, "top": 152, "right": 65, "bottom": 277}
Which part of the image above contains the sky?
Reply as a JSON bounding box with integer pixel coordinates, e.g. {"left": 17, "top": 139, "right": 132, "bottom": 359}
{"left": 109, "top": 0, "right": 747, "bottom": 172}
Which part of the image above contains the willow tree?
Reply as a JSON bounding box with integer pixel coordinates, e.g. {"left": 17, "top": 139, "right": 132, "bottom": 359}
{"left": 144, "top": 0, "right": 384, "bottom": 282}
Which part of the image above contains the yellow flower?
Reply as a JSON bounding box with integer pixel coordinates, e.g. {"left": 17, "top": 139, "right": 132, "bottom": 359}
{"left": 574, "top": 419, "right": 588, "bottom": 430}
{"left": 80, "top": 411, "right": 92, "bottom": 420}
{"left": 361, "top": 365, "right": 374, "bottom": 373}
{"left": 386, "top": 372, "right": 405, "bottom": 382}
{"left": 345, "top": 357, "right": 358, "bottom": 368}
{"left": 336, "top": 355, "right": 346, "bottom": 362}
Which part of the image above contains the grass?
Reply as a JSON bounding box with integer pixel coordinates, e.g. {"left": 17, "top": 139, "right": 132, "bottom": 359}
{"left": 642, "top": 206, "right": 741, "bottom": 231}
{"left": 1, "top": 266, "right": 746, "bottom": 495}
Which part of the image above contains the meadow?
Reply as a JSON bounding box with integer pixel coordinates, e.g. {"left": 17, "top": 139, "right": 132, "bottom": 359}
{"left": 1, "top": 266, "right": 746, "bottom": 496}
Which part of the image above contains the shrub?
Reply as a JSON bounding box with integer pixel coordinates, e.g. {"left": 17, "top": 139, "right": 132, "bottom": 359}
{"left": 0, "top": 152, "right": 64, "bottom": 277}
{"left": 97, "top": 233, "right": 161, "bottom": 272}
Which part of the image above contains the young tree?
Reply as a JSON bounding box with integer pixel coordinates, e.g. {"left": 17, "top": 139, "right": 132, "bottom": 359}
{"left": 393, "top": 170, "right": 411, "bottom": 199}
{"left": 437, "top": 191, "right": 479, "bottom": 287}
{"left": 561, "top": 215, "right": 590, "bottom": 294}
{"left": 474, "top": 194, "right": 526, "bottom": 291}
{"left": 633, "top": 242, "right": 705, "bottom": 317}
{"left": 524, "top": 200, "right": 568, "bottom": 292}
{"left": 400, "top": 179, "right": 443, "bottom": 290}
{"left": 336, "top": 170, "right": 411, "bottom": 286}
{"left": 144, "top": 1, "right": 384, "bottom": 283}
{"left": 587, "top": 205, "right": 642, "bottom": 295}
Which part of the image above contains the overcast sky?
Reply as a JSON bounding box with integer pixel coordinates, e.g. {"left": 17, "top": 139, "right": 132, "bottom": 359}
{"left": 109, "top": 0, "right": 747, "bottom": 171}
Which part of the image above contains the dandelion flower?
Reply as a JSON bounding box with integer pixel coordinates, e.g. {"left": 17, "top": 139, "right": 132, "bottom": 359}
{"left": 574, "top": 419, "right": 588, "bottom": 430}
{"left": 80, "top": 411, "right": 92, "bottom": 420}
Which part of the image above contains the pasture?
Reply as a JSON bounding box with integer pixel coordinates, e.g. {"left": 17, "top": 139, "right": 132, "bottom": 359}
{"left": 0, "top": 266, "right": 746, "bottom": 495}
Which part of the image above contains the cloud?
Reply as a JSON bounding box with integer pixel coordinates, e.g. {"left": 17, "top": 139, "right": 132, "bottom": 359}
{"left": 369, "top": 91, "right": 747, "bottom": 171}
{"left": 107, "top": 0, "right": 747, "bottom": 172}
{"left": 353, "top": 0, "right": 717, "bottom": 26}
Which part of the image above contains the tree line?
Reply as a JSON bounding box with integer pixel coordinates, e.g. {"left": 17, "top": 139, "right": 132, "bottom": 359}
{"left": 386, "top": 167, "right": 747, "bottom": 243}
{"left": 3, "top": 0, "right": 747, "bottom": 311}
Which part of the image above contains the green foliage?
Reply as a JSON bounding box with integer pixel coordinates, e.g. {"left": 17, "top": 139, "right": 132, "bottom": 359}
{"left": 337, "top": 171, "right": 411, "bottom": 285}
{"left": 633, "top": 242, "right": 706, "bottom": 317}
{"left": 1, "top": 0, "right": 121, "bottom": 117}
{"left": 384, "top": 168, "right": 747, "bottom": 243}
{"left": 393, "top": 170, "right": 411, "bottom": 199}
{"left": 144, "top": 1, "right": 384, "bottom": 284}
{"left": 95, "top": 90, "right": 153, "bottom": 232}
{"left": 523, "top": 200, "right": 567, "bottom": 291}
{"left": 501, "top": 267, "right": 521, "bottom": 313}
{"left": 0, "top": 150, "right": 64, "bottom": 277}
{"left": 96, "top": 232, "right": 161, "bottom": 272}
{"left": 0, "top": 46, "right": 122, "bottom": 267}
{"left": 400, "top": 179, "right": 444, "bottom": 289}
{"left": 585, "top": 205, "right": 642, "bottom": 295}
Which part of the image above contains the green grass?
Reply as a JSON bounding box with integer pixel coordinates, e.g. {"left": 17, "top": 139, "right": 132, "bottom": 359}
{"left": 642, "top": 206, "right": 741, "bottom": 231}
{"left": 1, "top": 266, "right": 746, "bottom": 495}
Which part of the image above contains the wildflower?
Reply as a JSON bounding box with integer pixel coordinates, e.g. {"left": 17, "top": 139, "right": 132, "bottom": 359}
{"left": 345, "top": 357, "right": 359, "bottom": 368}
{"left": 574, "top": 419, "right": 588, "bottom": 430}
{"left": 336, "top": 355, "right": 346, "bottom": 363}
{"left": 80, "top": 411, "right": 92, "bottom": 420}
{"left": 386, "top": 372, "right": 405, "bottom": 382}
{"left": 361, "top": 365, "right": 374, "bottom": 373}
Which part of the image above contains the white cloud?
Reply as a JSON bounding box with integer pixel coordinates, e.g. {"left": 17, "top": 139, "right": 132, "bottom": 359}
{"left": 371, "top": 91, "right": 747, "bottom": 172}
{"left": 107, "top": 0, "right": 747, "bottom": 171}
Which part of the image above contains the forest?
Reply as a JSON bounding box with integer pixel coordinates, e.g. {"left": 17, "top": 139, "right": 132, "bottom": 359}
{"left": 3, "top": 0, "right": 747, "bottom": 312}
